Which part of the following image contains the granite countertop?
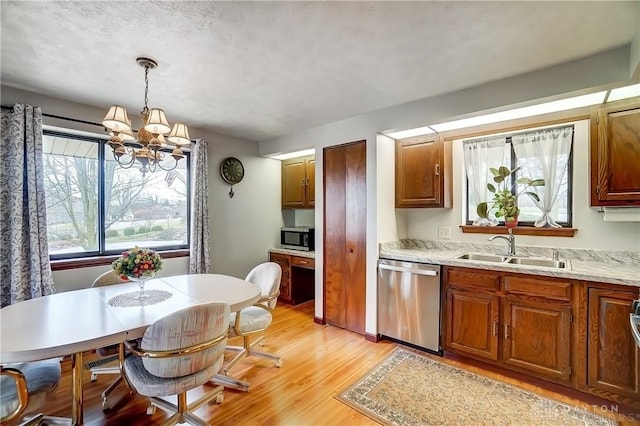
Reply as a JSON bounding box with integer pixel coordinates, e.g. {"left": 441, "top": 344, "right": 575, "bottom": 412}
{"left": 379, "top": 240, "right": 640, "bottom": 288}
{"left": 268, "top": 248, "right": 315, "bottom": 259}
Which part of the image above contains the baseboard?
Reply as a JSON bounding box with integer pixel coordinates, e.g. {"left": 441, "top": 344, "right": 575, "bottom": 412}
{"left": 365, "top": 333, "right": 379, "bottom": 343}
{"left": 313, "top": 316, "right": 325, "bottom": 325}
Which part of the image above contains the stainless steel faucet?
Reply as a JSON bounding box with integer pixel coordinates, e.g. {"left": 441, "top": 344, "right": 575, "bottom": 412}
{"left": 489, "top": 228, "right": 516, "bottom": 256}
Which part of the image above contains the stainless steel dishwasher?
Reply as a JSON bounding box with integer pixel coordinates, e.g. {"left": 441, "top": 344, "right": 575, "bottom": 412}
{"left": 378, "top": 259, "right": 441, "bottom": 353}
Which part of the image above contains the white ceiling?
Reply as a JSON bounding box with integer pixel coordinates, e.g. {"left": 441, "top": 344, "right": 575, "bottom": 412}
{"left": 1, "top": 1, "right": 638, "bottom": 142}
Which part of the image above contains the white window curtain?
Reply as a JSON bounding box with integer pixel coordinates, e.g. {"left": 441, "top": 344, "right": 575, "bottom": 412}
{"left": 463, "top": 137, "right": 507, "bottom": 225}
{"left": 512, "top": 126, "right": 573, "bottom": 228}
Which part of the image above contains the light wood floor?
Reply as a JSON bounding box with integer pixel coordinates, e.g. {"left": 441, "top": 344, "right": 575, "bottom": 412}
{"left": 37, "top": 301, "right": 634, "bottom": 425}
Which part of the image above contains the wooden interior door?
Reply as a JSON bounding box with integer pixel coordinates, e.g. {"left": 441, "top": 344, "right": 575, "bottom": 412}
{"left": 323, "top": 140, "right": 366, "bottom": 334}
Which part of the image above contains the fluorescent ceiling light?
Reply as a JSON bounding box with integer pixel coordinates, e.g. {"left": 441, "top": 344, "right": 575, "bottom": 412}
{"left": 385, "top": 125, "right": 435, "bottom": 140}
{"left": 270, "top": 148, "right": 315, "bottom": 160}
{"left": 430, "top": 91, "right": 607, "bottom": 132}
{"left": 607, "top": 83, "right": 640, "bottom": 102}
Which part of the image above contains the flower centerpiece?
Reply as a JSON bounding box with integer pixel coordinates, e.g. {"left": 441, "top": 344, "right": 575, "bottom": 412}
{"left": 112, "top": 247, "right": 162, "bottom": 300}
{"left": 476, "top": 166, "right": 544, "bottom": 227}
{"left": 112, "top": 246, "right": 163, "bottom": 280}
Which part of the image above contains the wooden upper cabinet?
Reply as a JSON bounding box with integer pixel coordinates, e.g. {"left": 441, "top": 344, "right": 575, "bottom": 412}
{"left": 282, "top": 155, "right": 315, "bottom": 209}
{"left": 395, "top": 135, "right": 451, "bottom": 208}
{"left": 590, "top": 97, "right": 640, "bottom": 206}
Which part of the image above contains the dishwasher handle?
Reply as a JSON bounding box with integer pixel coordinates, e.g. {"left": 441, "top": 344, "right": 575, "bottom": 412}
{"left": 378, "top": 263, "right": 439, "bottom": 276}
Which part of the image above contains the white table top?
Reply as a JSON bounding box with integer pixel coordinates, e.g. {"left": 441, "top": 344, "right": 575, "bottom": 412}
{"left": 0, "top": 274, "right": 261, "bottom": 363}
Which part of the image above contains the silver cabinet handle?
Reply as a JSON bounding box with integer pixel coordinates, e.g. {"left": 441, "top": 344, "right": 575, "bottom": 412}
{"left": 301, "top": 178, "right": 305, "bottom": 187}
{"left": 435, "top": 164, "right": 440, "bottom": 176}
{"left": 504, "top": 324, "right": 510, "bottom": 339}
{"left": 492, "top": 321, "right": 498, "bottom": 336}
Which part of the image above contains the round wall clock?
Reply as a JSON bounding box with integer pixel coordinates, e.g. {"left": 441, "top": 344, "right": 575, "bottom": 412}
{"left": 220, "top": 157, "right": 245, "bottom": 185}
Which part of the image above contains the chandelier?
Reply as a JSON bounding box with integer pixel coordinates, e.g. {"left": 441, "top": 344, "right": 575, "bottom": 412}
{"left": 102, "top": 57, "right": 191, "bottom": 176}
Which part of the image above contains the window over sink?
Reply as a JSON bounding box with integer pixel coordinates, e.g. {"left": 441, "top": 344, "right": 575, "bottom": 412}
{"left": 43, "top": 129, "right": 191, "bottom": 260}
{"left": 464, "top": 124, "right": 574, "bottom": 228}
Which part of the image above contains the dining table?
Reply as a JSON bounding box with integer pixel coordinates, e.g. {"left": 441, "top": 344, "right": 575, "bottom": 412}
{"left": 0, "top": 273, "right": 261, "bottom": 425}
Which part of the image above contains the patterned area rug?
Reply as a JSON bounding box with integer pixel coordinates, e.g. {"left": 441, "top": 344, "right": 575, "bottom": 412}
{"left": 337, "top": 348, "right": 617, "bottom": 426}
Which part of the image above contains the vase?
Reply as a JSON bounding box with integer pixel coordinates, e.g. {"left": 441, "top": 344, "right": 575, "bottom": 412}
{"left": 505, "top": 216, "right": 518, "bottom": 229}
{"left": 128, "top": 273, "right": 156, "bottom": 300}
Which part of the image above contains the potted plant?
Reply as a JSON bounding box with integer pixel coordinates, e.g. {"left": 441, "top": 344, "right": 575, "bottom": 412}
{"left": 476, "top": 166, "right": 544, "bottom": 227}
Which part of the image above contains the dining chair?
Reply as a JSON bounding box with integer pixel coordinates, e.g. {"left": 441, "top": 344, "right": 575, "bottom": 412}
{"left": 0, "top": 358, "right": 70, "bottom": 426}
{"left": 222, "top": 262, "right": 283, "bottom": 381}
{"left": 87, "top": 270, "right": 130, "bottom": 410}
{"left": 122, "top": 301, "right": 230, "bottom": 426}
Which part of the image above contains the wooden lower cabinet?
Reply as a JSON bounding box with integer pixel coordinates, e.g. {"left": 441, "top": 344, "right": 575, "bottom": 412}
{"left": 444, "top": 267, "right": 573, "bottom": 384}
{"left": 585, "top": 286, "right": 640, "bottom": 406}
{"left": 502, "top": 297, "right": 571, "bottom": 381}
{"left": 444, "top": 267, "right": 640, "bottom": 409}
{"left": 445, "top": 289, "right": 499, "bottom": 361}
{"left": 269, "top": 252, "right": 315, "bottom": 305}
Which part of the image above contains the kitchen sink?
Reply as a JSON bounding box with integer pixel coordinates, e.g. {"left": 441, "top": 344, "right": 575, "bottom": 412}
{"left": 457, "top": 253, "right": 509, "bottom": 262}
{"left": 507, "top": 257, "right": 567, "bottom": 269}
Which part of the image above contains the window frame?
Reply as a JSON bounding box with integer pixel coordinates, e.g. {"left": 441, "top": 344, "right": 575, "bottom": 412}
{"left": 464, "top": 129, "right": 574, "bottom": 228}
{"left": 43, "top": 129, "right": 191, "bottom": 261}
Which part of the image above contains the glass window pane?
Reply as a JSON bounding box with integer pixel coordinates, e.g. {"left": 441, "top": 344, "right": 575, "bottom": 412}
{"left": 105, "top": 148, "right": 188, "bottom": 251}
{"left": 43, "top": 135, "right": 99, "bottom": 255}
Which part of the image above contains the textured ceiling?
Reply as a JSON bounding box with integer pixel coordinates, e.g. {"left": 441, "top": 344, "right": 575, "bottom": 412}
{"left": 1, "top": 1, "right": 638, "bottom": 141}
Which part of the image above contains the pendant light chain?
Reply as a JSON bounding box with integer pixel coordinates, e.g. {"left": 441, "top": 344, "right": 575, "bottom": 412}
{"left": 142, "top": 65, "right": 150, "bottom": 116}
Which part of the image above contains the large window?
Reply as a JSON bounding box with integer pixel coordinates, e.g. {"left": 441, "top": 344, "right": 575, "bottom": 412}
{"left": 465, "top": 126, "right": 573, "bottom": 227}
{"left": 43, "top": 130, "right": 190, "bottom": 259}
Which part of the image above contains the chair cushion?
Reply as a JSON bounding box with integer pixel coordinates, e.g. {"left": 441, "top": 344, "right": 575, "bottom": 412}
{"left": 0, "top": 359, "right": 61, "bottom": 418}
{"left": 140, "top": 303, "right": 229, "bottom": 378}
{"left": 124, "top": 352, "right": 223, "bottom": 397}
{"left": 230, "top": 306, "right": 273, "bottom": 336}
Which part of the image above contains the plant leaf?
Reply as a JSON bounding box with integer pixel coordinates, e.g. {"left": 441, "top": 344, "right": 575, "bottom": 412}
{"left": 525, "top": 191, "right": 540, "bottom": 202}
{"left": 516, "top": 177, "right": 531, "bottom": 185}
{"left": 489, "top": 167, "right": 499, "bottom": 177}
{"left": 530, "top": 179, "right": 545, "bottom": 186}
{"left": 487, "top": 183, "right": 496, "bottom": 193}
{"left": 476, "top": 202, "right": 488, "bottom": 218}
{"left": 498, "top": 166, "right": 510, "bottom": 177}
{"left": 494, "top": 176, "right": 504, "bottom": 184}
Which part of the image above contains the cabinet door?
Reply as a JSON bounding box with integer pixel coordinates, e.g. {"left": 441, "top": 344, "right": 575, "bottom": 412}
{"left": 588, "top": 287, "right": 640, "bottom": 401}
{"left": 445, "top": 288, "right": 499, "bottom": 361}
{"left": 502, "top": 297, "right": 571, "bottom": 382}
{"left": 269, "top": 253, "right": 291, "bottom": 303}
{"left": 396, "top": 135, "right": 446, "bottom": 208}
{"left": 590, "top": 98, "right": 640, "bottom": 206}
{"left": 306, "top": 157, "right": 315, "bottom": 207}
{"left": 282, "top": 158, "right": 308, "bottom": 208}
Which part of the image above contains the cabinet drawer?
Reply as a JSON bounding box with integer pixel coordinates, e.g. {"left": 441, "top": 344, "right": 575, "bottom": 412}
{"left": 291, "top": 256, "right": 315, "bottom": 269}
{"left": 503, "top": 276, "right": 571, "bottom": 301}
{"left": 447, "top": 268, "right": 500, "bottom": 291}
{"left": 270, "top": 253, "right": 290, "bottom": 268}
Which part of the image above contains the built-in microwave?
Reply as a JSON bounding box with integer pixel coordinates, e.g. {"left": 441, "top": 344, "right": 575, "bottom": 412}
{"left": 280, "top": 227, "right": 315, "bottom": 251}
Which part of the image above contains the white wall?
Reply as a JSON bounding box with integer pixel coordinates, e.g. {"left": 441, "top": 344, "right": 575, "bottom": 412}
{"left": 258, "top": 46, "right": 637, "bottom": 337}
{"left": 1, "top": 86, "right": 283, "bottom": 292}
{"left": 404, "top": 120, "right": 640, "bottom": 252}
